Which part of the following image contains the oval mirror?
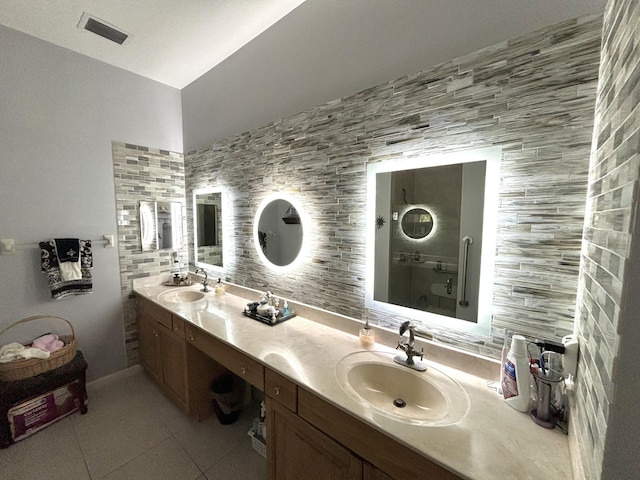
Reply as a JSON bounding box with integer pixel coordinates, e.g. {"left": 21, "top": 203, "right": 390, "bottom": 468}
{"left": 254, "top": 193, "right": 307, "bottom": 272}
{"left": 401, "top": 207, "right": 434, "bottom": 239}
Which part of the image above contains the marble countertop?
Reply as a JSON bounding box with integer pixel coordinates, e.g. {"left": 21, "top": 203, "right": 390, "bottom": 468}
{"left": 133, "top": 277, "right": 573, "bottom": 480}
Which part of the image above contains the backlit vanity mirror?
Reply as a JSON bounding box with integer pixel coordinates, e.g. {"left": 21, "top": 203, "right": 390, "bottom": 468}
{"left": 140, "top": 201, "right": 183, "bottom": 251}
{"left": 366, "top": 147, "right": 501, "bottom": 336}
{"left": 254, "top": 193, "right": 308, "bottom": 272}
{"left": 401, "top": 207, "right": 434, "bottom": 239}
{"left": 193, "top": 188, "right": 225, "bottom": 271}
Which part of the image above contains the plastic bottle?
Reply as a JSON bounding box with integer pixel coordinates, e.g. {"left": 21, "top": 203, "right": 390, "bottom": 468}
{"left": 501, "top": 334, "right": 531, "bottom": 412}
{"left": 498, "top": 331, "right": 513, "bottom": 395}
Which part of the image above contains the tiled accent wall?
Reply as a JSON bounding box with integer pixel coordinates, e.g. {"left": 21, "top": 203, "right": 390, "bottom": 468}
{"left": 112, "top": 142, "right": 186, "bottom": 366}
{"left": 186, "top": 15, "right": 602, "bottom": 358}
{"left": 572, "top": 0, "right": 640, "bottom": 477}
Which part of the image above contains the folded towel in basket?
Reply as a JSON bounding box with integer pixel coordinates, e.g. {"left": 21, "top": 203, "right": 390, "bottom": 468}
{"left": 40, "top": 239, "right": 93, "bottom": 300}
{"left": 0, "top": 342, "right": 50, "bottom": 363}
{"left": 32, "top": 333, "right": 64, "bottom": 353}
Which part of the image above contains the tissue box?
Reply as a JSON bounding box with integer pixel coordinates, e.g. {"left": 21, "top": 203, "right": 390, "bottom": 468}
{"left": 7, "top": 380, "right": 84, "bottom": 442}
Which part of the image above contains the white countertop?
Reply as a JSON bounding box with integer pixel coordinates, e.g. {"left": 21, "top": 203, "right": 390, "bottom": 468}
{"left": 133, "top": 278, "right": 573, "bottom": 480}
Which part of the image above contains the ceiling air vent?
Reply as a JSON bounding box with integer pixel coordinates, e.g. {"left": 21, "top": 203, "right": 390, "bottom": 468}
{"left": 78, "top": 13, "right": 129, "bottom": 45}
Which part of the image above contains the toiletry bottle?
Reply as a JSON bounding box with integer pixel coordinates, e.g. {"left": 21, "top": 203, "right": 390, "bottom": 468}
{"left": 502, "top": 334, "right": 531, "bottom": 412}
{"left": 214, "top": 278, "right": 226, "bottom": 295}
{"left": 359, "top": 319, "right": 375, "bottom": 348}
{"left": 498, "top": 331, "right": 513, "bottom": 395}
{"left": 282, "top": 301, "right": 290, "bottom": 316}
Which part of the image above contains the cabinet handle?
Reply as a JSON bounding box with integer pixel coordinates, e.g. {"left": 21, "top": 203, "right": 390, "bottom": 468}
{"left": 189, "top": 335, "right": 195, "bottom": 342}
{"left": 152, "top": 330, "right": 158, "bottom": 337}
{"left": 273, "top": 386, "right": 281, "bottom": 396}
{"left": 240, "top": 366, "right": 247, "bottom": 375}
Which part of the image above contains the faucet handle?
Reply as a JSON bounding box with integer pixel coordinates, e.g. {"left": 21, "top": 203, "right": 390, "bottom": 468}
{"left": 399, "top": 320, "right": 411, "bottom": 336}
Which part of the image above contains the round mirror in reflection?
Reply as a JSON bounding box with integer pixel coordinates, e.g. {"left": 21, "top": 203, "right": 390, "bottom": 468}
{"left": 254, "top": 194, "right": 306, "bottom": 271}
{"left": 401, "top": 207, "right": 434, "bottom": 239}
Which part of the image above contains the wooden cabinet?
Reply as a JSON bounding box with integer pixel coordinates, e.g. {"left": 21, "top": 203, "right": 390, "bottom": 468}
{"left": 185, "top": 323, "right": 264, "bottom": 390}
{"left": 265, "top": 368, "right": 297, "bottom": 413}
{"left": 137, "top": 302, "right": 161, "bottom": 384}
{"left": 138, "top": 295, "right": 461, "bottom": 479}
{"left": 364, "top": 463, "right": 394, "bottom": 480}
{"left": 137, "top": 296, "right": 188, "bottom": 411}
{"left": 267, "top": 398, "right": 362, "bottom": 480}
{"left": 157, "top": 322, "right": 187, "bottom": 406}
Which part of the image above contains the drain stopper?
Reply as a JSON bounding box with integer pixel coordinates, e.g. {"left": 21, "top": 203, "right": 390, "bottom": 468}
{"left": 393, "top": 398, "right": 406, "bottom": 408}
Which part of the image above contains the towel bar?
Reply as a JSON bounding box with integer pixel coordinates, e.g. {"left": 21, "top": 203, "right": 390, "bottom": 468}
{"left": 0, "top": 235, "right": 115, "bottom": 255}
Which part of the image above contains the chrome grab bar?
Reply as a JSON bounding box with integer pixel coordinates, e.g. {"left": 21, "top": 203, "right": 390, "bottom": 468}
{"left": 458, "top": 236, "right": 473, "bottom": 308}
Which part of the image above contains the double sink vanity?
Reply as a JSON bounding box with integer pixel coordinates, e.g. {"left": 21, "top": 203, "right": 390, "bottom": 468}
{"left": 134, "top": 274, "right": 574, "bottom": 480}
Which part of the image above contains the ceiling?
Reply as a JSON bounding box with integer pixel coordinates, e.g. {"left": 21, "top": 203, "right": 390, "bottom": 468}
{"left": 0, "top": 0, "right": 607, "bottom": 91}
{"left": 0, "top": 0, "right": 306, "bottom": 89}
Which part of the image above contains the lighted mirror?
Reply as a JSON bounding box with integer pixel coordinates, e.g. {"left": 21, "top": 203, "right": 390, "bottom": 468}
{"left": 401, "top": 207, "right": 434, "bottom": 239}
{"left": 366, "top": 147, "right": 501, "bottom": 336}
{"left": 254, "top": 193, "right": 308, "bottom": 272}
{"left": 140, "top": 201, "right": 183, "bottom": 252}
{"left": 193, "top": 188, "right": 225, "bottom": 271}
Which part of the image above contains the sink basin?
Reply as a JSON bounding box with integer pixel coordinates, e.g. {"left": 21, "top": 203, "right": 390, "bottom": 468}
{"left": 335, "top": 351, "right": 469, "bottom": 427}
{"left": 159, "top": 289, "right": 206, "bottom": 303}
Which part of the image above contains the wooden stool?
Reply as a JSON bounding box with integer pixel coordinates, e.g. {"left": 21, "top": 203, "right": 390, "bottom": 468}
{"left": 0, "top": 350, "right": 88, "bottom": 448}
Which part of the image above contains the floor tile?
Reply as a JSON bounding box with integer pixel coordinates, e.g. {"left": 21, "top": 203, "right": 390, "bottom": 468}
{"left": 0, "top": 416, "right": 90, "bottom": 480}
{"left": 0, "top": 366, "right": 266, "bottom": 480}
{"left": 203, "top": 440, "right": 267, "bottom": 480}
{"left": 103, "top": 436, "right": 201, "bottom": 480}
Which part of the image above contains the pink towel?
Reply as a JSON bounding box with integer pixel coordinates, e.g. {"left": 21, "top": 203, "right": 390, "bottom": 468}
{"left": 32, "top": 334, "right": 64, "bottom": 353}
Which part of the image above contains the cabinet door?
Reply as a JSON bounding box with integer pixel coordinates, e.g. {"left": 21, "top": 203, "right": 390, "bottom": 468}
{"left": 267, "top": 398, "right": 362, "bottom": 480}
{"left": 364, "top": 463, "right": 394, "bottom": 480}
{"left": 138, "top": 306, "right": 161, "bottom": 384}
{"left": 158, "top": 324, "right": 188, "bottom": 409}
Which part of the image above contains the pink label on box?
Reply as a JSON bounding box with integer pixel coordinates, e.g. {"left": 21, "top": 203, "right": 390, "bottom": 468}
{"left": 8, "top": 380, "right": 82, "bottom": 442}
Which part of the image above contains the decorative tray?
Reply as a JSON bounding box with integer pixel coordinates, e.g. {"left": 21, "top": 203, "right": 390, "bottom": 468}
{"left": 242, "top": 310, "right": 296, "bottom": 326}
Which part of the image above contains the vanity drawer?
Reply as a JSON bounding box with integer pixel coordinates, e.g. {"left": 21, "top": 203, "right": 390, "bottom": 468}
{"left": 185, "top": 325, "right": 264, "bottom": 390}
{"left": 265, "top": 368, "right": 297, "bottom": 413}
{"left": 298, "top": 388, "right": 460, "bottom": 480}
{"left": 139, "top": 296, "right": 172, "bottom": 329}
{"left": 171, "top": 315, "right": 185, "bottom": 339}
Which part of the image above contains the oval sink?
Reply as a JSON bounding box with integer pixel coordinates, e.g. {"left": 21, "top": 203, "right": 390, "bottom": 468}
{"left": 159, "top": 289, "right": 206, "bottom": 303}
{"left": 335, "top": 351, "right": 469, "bottom": 427}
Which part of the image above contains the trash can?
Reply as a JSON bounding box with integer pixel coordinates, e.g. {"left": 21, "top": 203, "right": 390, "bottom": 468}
{"left": 211, "top": 373, "right": 245, "bottom": 425}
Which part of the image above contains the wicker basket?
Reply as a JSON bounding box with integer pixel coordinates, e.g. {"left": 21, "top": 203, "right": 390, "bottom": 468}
{"left": 0, "top": 315, "right": 77, "bottom": 382}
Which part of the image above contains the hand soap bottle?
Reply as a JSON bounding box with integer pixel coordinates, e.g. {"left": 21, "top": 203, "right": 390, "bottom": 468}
{"left": 214, "top": 278, "right": 226, "bottom": 295}
{"left": 502, "top": 334, "right": 531, "bottom": 412}
{"left": 359, "top": 319, "right": 375, "bottom": 348}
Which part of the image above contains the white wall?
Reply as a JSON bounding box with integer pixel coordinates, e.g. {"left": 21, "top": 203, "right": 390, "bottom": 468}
{"left": 181, "top": 0, "right": 606, "bottom": 152}
{"left": 0, "top": 25, "right": 183, "bottom": 381}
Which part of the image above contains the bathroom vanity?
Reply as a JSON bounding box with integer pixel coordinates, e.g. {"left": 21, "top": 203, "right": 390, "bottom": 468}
{"left": 134, "top": 277, "right": 574, "bottom": 480}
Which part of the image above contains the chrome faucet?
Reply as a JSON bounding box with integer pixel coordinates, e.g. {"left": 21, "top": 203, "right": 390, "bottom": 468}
{"left": 394, "top": 321, "right": 427, "bottom": 371}
{"left": 194, "top": 268, "right": 211, "bottom": 292}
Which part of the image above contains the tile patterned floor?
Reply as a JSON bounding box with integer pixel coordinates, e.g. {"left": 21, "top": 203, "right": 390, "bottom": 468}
{"left": 0, "top": 367, "right": 266, "bottom": 479}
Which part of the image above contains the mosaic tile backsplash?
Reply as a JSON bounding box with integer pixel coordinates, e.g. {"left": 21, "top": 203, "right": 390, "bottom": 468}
{"left": 571, "top": 0, "right": 640, "bottom": 478}
{"left": 112, "top": 142, "right": 186, "bottom": 366}
{"left": 185, "top": 15, "right": 603, "bottom": 358}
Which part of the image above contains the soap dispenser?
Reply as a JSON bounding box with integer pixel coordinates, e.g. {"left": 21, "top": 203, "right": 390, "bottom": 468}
{"left": 214, "top": 278, "right": 226, "bottom": 295}
{"left": 359, "top": 319, "right": 375, "bottom": 348}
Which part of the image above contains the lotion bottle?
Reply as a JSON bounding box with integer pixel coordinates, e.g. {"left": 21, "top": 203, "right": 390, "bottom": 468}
{"left": 359, "top": 319, "right": 375, "bottom": 348}
{"left": 502, "top": 334, "right": 531, "bottom": 412}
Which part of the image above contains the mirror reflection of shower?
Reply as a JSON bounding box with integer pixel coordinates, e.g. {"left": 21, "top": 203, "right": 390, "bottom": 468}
{"left": 374, "top": 161, "right": 486, "bottom": 322}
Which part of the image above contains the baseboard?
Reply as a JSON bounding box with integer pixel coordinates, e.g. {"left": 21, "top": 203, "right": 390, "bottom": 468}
{"left": 87, "top": 364, "right": 143, "bottom": 389}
